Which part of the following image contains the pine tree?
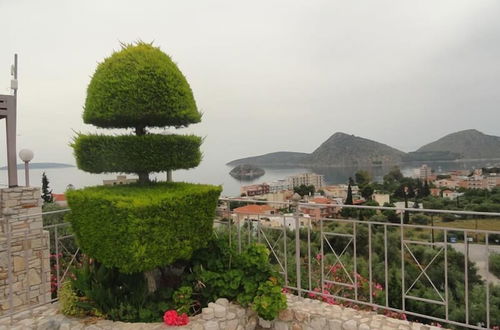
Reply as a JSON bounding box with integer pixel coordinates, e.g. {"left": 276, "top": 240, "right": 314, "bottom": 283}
{"left": 423, "top": 181, "right": 430, "bottom": 197}
{"left": 346, "top": 183, "right": 353, "bottom": 205}
{"left": 41, "top": 172, "right": 53, "bottom": 203}
{"left": 403, "top": 191, "right": 410, "bottom": 224}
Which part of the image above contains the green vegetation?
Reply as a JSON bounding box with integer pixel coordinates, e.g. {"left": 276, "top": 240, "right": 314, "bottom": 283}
{"left": 58, "top": 281, "right": 85, "bottom": 317}
{"left": 83, "top": 42, "right": 200, "bottom": 129}
{"left": 41, "top": 172, "right": 53, "bottom": 203}
{"left": 229, "top": 221, "right": 500, "bottom": 328}
{"left": 73, "top": 134, "right": 201, "bottom": 174}
{"left": 73, "top": 42, "right": 202, "bottom": 183}
{"left": 490, "top": 253, "right": 500, "bottom": 278}
{"left": 64, "top": 237, "right": 286, "bottom": 322}
{"left": 293, "top": 184, "right": 315, "bottom": 197}
{"left": 66, "top": 182, "right": 221, "bottom": 273}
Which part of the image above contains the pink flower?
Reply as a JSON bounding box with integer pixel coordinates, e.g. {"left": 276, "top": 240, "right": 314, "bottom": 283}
{"left": 316, "top": 253, "right": 323, "bottom": 261}
{"left": 375, "top": 283, "right": 383, "bottom": 290}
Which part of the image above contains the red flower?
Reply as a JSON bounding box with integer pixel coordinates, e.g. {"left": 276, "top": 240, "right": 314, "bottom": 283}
{"left": 163, "top": 310, "right": 189, "bottom": 326}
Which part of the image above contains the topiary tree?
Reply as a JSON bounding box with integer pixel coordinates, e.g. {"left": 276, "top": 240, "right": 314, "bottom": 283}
{"left": 73, "top": 42, "right": 202, "bottom": 183}
{"left": 67, "top": 42, "right": 221, "bottom": 275}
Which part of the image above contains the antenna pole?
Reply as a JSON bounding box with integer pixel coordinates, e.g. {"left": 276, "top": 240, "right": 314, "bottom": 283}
{"left": 6, "top": 54, "right": 18, "bottom": 187}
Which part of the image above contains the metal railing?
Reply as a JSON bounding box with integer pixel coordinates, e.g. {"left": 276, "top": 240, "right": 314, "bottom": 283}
{"left": 218, "top": 198, "right": 500, "bottom": 329}
{"left": 2, "top": 200, "right": 500, "bottom": 329}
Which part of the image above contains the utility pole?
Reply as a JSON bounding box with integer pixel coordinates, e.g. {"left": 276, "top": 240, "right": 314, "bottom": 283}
{"left": 0, "top": 54, "right": 19, "bottom": 187}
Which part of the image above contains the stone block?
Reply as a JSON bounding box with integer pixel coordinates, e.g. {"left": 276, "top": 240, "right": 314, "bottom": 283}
{"left": 275, "top": 321, "right": 290, "bottom": 330}
{"left": 216, "top": 298, "right": 229, "bottom": 306}
{"left": 202, "top": 307, "right": 215, "bottom": 320}
{"left": 311, "top": 316, "right": 327, "bottom": 330}
{"left": 214, "top": 305, "right": 227, "bottom": 318}
{"left": 279, "top": 309, "right": 294, "bottom": 321}
{"left": 343, "top": 320, "right": 358, "bottom": 330}
{"left": 294, "top": 310, "right": 309, "bottom": 322}
{"left": 226, "top": 319, "right": 239, "bottom": 330}
{"left": 259, "top": 318, "right": 272, "bottom": 328}
{"left": 329, "top": 319, "right": 343, "bottom": 330}
{"left": 204, "top": 320, "right": 220, "bottom": 330}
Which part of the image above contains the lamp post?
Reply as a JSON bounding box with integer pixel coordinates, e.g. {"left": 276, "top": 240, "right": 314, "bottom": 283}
{"left": 19, "top": 149, "right": 34, "bottom": 187}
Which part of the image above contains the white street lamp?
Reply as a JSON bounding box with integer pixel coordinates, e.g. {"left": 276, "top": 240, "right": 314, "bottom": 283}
{"left": 19, "top": 149, "right": 34, "bottom": 187}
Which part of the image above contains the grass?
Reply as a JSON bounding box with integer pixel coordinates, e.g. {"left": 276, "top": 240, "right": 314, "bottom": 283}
{"left": 434, "top": 218, "right": 500, "bottom": 231}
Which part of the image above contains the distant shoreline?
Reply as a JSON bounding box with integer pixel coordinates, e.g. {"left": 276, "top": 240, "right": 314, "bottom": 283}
{"left": 0, "top": 162, "right": 75, "bottom": 170}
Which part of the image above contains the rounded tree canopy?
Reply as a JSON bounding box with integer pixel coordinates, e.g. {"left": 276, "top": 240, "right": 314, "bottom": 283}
{"left": 83, "top": 42, "right": 201, "bottom": 129}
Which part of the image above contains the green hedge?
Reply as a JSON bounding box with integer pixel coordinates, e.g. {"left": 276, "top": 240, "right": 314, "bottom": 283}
{"left": 72, "top": 134, "right": 202, "bottom": 173}
{"left": 66, "top": 182, "right": 222, "bottom": 273}
{"left": 84, "top": 42, "right": 201, "bottom": 129}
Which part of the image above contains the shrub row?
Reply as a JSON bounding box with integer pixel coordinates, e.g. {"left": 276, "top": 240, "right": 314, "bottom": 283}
{"left": 72, "top": 134, "right": 202, "bottom": 174}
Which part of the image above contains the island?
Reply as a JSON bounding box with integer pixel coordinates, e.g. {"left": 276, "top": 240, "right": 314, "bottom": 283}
{"left": 229, "top": 164, "right": 265, "bottom": 180}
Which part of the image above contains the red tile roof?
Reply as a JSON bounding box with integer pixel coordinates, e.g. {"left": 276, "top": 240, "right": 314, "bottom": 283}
{"left": 234, "top": 204, "right": 274, "bottom": 214}
{"left": 52, "top": 193, "right": 66, "bottom": 202}
{"left": 310, "top": 197, "right": 330, "bottom": 204}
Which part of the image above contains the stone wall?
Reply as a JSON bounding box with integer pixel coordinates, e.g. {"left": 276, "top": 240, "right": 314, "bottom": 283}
{"left": 0, "top": 295, "right": 443, "bottom": 329}
{"left": 0, "top": 187, "right": 50, "bottom": 315}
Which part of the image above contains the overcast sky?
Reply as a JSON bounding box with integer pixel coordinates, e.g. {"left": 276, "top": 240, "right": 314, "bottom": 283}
{"left": 1, "top": 0, "right": 500, "bottom": 168}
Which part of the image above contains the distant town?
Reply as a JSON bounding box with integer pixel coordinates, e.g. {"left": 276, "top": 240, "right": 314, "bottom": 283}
{"left": 220, "top": 165, "right": 500, "bottom": 231}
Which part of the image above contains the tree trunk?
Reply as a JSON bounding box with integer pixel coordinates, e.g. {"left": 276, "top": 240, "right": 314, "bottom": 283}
{"left": 135, "top": 126, "right": 149, "bottom": 183}
{"left": 138, "top": 172, "right": 149, "bottom": 184}
{"left": 167, "top": 170, "right": 172, "bottom": 182}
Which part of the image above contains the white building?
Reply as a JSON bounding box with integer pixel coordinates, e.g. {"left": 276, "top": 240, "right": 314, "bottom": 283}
{"left": 372, "top": 193, "right": 390, "bottom": 206}
{"left": 287, "top": 173, "right": 324, "bottom": 190}
{"left": 103, "top": 175, "right": 138, "bottom": 186}
{"left": 419, "top": 164, "right": 431, "bottom": 181}
{"left": 267, "top": 179, "right": 292, "bottom": 193}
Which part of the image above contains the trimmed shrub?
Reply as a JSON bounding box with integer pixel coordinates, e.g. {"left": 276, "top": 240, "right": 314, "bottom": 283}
{"left": 58, "top": 281, "right": 84, "bottom": 317}
{"left": 66, "top": 182, "right": 222, "bottom": 273}
{"left": 490, "top": 253, "right": 500, "bottom": 279}
{"left": 84, "top": 42, "right": 200, "bottom": 129}
{"left": 72, "top": 134, "right": 201, "bottom": 173}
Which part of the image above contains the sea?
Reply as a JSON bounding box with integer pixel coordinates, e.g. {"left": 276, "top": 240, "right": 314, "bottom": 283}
{"left": 1, "top": 158, "right": 499, "bottom": 197}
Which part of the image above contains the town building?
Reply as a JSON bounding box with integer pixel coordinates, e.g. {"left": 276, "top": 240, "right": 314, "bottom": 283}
{"left": 322, "top": 184, "right": 359, "bottom": 200}
{"left": 434, "top": 179, "right": 458, "bottom": 189}
{"left": 267, "top": 179, "right": 292, "bottom": 193}
{"left": 240, "top": 183, "right": 270, "bottom": 196}
{"left": 233, "top": 204, "right": 276, "bottom": 224}
{"left": 419, "top": 164, "right": 432, "bottom": 181}
{"left": 287, "top": 173, "right": 324, "bottom": 190}
{"left": 299, "top": 197, "right": 338, "bottom": 219}
{"left": 372, "top": 193, "right": 390, "bottom": 206}
{"left": 103, "top": 175, "right": 138, "bottom": 186}
{"left": 260, "top": 214, "right": 312, "bottom": 230}
{"left": 52, "top": 193, "right": 68, "bottom": 207}
{"left": 430, "top": 188, "right": 441, "bottom": 197}
{"left": 442, "top": 189, "right": 463, "bottom": 200}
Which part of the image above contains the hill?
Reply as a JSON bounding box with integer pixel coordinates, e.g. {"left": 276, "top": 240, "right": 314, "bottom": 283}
{"left": 308, "top": 132, "right": 405, "bottom": 167}
{"left": 227, "top": 151, "right": 309, "bottom": 167}
{"left": 417, "top": 129, "right": 500, "bottom": 159}
{"left": 0, "top": 162, "right": 75, "bottom": 170}
{"left": 227, "top": 133, "right": 405, "bottom": 167}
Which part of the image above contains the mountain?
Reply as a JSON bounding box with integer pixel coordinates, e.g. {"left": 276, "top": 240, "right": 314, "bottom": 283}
{"left": 227, "top": 133, "right": 405, "bottom": 167}
{"left": 227, "top": 152, "right": 309, "bottom": 167}
{"left": 308, "top": 132, "right": 405, "bottom": 167}
{"left": 416, "top": 129, "right": 500, "bottom": 160}
{"left": 0, "top": 162, "right": 75, "bottom": 170}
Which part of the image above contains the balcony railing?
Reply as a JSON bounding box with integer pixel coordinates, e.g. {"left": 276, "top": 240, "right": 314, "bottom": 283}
{"left": 218, "top": 198, "right": 500, "bottom": 330}
{"left": 2, "top": 200, "right": 500, "bottom": 329}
